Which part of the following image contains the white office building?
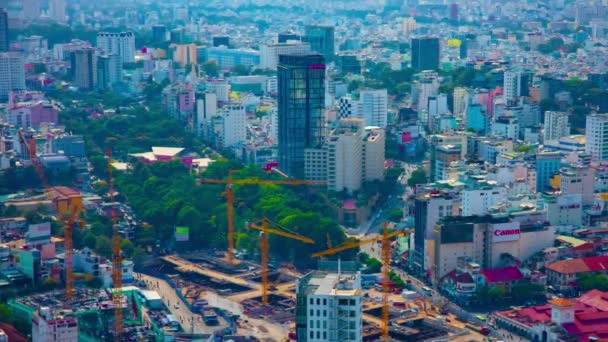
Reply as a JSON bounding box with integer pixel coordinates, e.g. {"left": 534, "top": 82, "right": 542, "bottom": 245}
{"left": 585, "top": 113, "right": 608, "bottom": 162}
{"left": 323, "top": 119, "right": 385, "bottom": 193}
{"left": 544, "top": 111, "right": 570, "bottom": 143}
{"left": 359, "top": 89, "right": 388, "bottom": 127}
{"left": 96, "top": 31, "right": 136, "bottom": 64}
{"left": 503, "top": 70, "right": 531, "bottom": 103}
{"left": 0, "top": 52, "right": 25, "bottom": 100}
{"left": 32, "top": 307, "right": 78, "bottom": 342}
{"left": 205, "top": 78, "right": 230, "bottom": 103}
{"left": 296, "top": 271, "right": 363, "bottom": 342}
{"left": 462, "top": 186, "right": 508, "bottom": 216}
{"left": 221, "top": 103, "right": 246, "bottom": 147}
{"left": 259, "top": 42, "right": 311, "bottom": 70}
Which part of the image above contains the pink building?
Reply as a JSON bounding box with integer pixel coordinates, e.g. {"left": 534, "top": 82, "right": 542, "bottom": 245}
{"left": 7, "top": 91, "right": 59, "bottom": 128}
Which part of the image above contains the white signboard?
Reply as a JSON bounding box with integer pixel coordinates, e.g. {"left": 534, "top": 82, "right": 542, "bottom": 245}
{"left": 28, "top": 222, "right": 51, "bottom": 239}
{"left": 492, "top": 221, "right": 521, "bottom": 243}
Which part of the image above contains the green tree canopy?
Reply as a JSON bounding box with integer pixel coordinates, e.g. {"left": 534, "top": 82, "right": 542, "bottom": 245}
{"left": 407, "top": 168, "right": 427, "bottom": 188}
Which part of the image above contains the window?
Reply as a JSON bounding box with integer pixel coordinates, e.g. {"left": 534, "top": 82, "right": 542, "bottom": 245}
{"left": 323, "top": 332, "right": 327, "bottom": 339}
{"left": 323, "top": 310, "right": 327, "bottom": 317}
{"left": 317, "top": 298, "right": 320, "bottom": 305}
{"left": 316, "top": 331, "right": 320, "bottom": 339}
{"left": 310, "top": 331, "right": 314, "bottom": 339}
{"left": 323, "top": 298, "right": 327, "bottom": 305}
{"left": 349, "top": 299, "right": 355, "bottom": 306}
{"left": 350, "top": 311, "right": 356, "bottom": 317}
{"left": 310, "top": 298, "right": 313, "bottom": 305}
{"left": 317, "top": 310, "right": 320, "bottom": 316}
{"left": 310, "top": 309, "right": 313, "bottom": 316}
{"left": 316, "top": 320, "right": 320, "bottom": 328}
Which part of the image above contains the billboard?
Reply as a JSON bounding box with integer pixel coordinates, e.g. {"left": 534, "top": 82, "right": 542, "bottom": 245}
{"left": 28, "top": 222, "right": 51, "bottom": 239}
{"left": 492, "top": 222, "right": 520, "bottom": 243}
{"left": 440, "top": 223, "right": 474, "bottom": 244}
{"left": 175, "top": 226, "right": 189, "bottom": 242}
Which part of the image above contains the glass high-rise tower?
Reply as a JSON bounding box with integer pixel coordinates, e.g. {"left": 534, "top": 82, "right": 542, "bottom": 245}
{"left": 277, "top": 54, "right": 326, "bottom": 178}
{"left": 411, "top": 37, "right": 440, "bottom": 70}
{"left": 304, "top": 25, "right": 335, "bottom": 62}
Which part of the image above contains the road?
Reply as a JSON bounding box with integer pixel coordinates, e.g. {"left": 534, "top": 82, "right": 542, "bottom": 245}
{"left": 136, "top": 272, "right": 290, "bottom": 341}
{"left": 136, "top": 272, "right": 223, "bottom": 334}
{"left": 362, "top": 161, "right": 417, "bottom": 235}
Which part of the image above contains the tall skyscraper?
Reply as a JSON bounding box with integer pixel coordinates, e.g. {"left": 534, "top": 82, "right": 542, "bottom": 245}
{"left": 411, "top": 37, "right": 439, "bottom": 70}
{"left": 0, "top": 8, "right": 8, "bottom": 52}
{"left": 304, "top": 25, "right": 335, "bottom": 62}
{"left": 503, "top": 70, "right": 532, "bottom": 104}
{"left": 70, "top": 48, "right": 94, "bottom": 90}
{"left": 359, "top": 89, "right": 388, "bottom": 127}
{"left": 278, "top": 54, "right": 326, "bottom": 178}
{"left": 49, "top": 0, "right": 65, "bottom": 22}
{"left": 96, "top": 31, "right": 135, "bottom": 64}
{"left": 96, "top": 54, "right": 121, "bottom": 90}
{"left": 0, "top": 52, "right": 25, "bottom": 99}
{"left": 585, "top": 113, "right": 608, "bottom": 162}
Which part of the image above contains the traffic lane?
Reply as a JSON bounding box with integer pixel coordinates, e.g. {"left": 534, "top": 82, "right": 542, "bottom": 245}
{"left": 136, "top": 273, "right": 220, "bottom": 334}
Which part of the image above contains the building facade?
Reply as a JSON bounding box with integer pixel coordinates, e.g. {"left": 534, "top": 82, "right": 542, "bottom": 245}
{"left": 296, "top": 271, "right": 362, "bottom": 342}
{"left": 411, "top": 37, "right": 439, "bottom": 70}
{"left": 543, "top": 111, "right": 570, "bottom": 143}
{"left": 0, "top": 52, "right": 25, "bottom": 99}
{"left": 96, "top": 31, "right": 135, "bottom": 64}
{"left": 259, "top": 42, "right": 311, "bottom": 70}
{"left": 304, "top": 25, "right": 335, "bottom": 62}
{"left": 585, "top": 113, "right": 608, "bottom": 162}
{"left": 277, "top": 54, "right": 326, "bottom": 178}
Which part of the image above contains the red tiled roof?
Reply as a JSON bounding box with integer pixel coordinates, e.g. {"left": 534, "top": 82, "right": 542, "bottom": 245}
{"left": 547, "top": 255, "right": 608, "bottom": 274}
{"left": 480, "top": 266, "right": 523, "bottom": 283}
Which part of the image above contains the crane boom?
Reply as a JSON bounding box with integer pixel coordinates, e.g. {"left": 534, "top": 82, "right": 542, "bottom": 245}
{"left": 311, "top": 224, "right": 408, "bottom": 339}
{"left": 311, "top": 230, "right": 405, "bottom": 258}
{"left": 197, "top": 170, "right": 325, "bottom": 264}
{"left": 248, "top": 217, "right": 314, "bottom": 304}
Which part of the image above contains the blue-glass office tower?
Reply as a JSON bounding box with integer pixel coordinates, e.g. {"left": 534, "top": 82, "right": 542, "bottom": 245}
{"left": 277, "top": 54, "right": 326, "bottom": 178}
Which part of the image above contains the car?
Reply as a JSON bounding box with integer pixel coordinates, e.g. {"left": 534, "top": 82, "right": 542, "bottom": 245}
{"left": 174, "top": 304, "right": 181, "bottom": 309}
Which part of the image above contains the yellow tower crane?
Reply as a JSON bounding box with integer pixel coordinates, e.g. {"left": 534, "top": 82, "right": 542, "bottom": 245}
{"left": 248, "top": 217, "right": 314, "bottom": 305}
{"left": 197, "top": 170, "right": 325, "bottom": 264}
{"left": 311, "top": 223, "right": 407, "bottom": 340}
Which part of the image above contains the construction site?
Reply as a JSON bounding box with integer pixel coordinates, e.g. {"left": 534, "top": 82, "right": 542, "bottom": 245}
{"left": 141, "top": 251, "right": 474, "bottom": 341}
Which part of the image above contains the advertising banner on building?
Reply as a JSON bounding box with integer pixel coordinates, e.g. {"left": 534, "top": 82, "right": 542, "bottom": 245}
{"left": 28, "top": 222, "right": 51, "bottom": 239}
{"left": 492, "top": 222, "right": 521, "bottom": 243}
{"left": 175, "top": 226, "right": 189, "bottom": 242}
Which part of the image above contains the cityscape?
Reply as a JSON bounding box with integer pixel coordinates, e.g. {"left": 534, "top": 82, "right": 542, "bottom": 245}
{"left": 1, "top": 0, "right": 608, "bottom": 341}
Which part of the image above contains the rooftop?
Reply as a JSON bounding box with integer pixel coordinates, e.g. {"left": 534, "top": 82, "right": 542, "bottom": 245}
{"left": 547, "top": 256, "right": 608, "bottom": 275}
{"left": 496, "top": 290, "right": 608, "bottom": 341}
{"left": 304, "top": 271, "right": 361, "bottom": 297}
{"left": 480, "top": 266, "right": 523, "bottom": 283}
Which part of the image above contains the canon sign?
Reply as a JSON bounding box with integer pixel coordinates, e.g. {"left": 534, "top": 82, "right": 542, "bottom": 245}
{"left": 492, "top": 222, "right": 521, "bottom": 242}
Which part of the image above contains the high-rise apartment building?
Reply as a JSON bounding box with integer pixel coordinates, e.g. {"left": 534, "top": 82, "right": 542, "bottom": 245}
{"left": 503, "top": 70, "right": 532, "bottom": 103}
{"left": 96, "top": 31, "right": 135, "bottom": 64}
{"left": 295, "top": 271, "right": 362, "bottom": 342}
{"left": 412, "top": 191, "right": 455, "bottom": 275}
{"left": 453, "top": 87, "right": 468, "bottom": 117}
{"left": 96, "top": 54, "right": 121, "bottom": 90}
{"left": 585, "top": 113, "right": 608, "bottom": 162}
{"left": 278, "top": 54, "right": 326, "bottom": 178}
{"left": 543, "top": 111, "right": 570, "bottom": 143}
{"left": 0, "top": 52, "right": 25, "bottom": 99}
{"left": 411, "top": 37, "right": 439, "bottom": 70}
{"left": 32, "top": 307, "right": 78, "bottom": 342}
{"left": 221, "top": 103, "right": 246, "bottom": 148}
{"left": 359, "top": 89, "right": 388, "bottom": 127}
{"left": 70, "top": 48, "right": 95, "bottom": 90}
{"left": 259, "top": 42, "right": 311, "bottom": 70}
{"left": 304, "top": 25, "right": 335, "bottom": 62}
{"left": 49, "top": 0, "right": 66, "bottom": 22}
{"left": 0, "top": 9, "right": 8, "bottom": 52}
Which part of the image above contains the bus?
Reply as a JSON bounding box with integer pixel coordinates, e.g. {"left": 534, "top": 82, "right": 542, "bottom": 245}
{"left": 422, "top": 286, "right": 432, "bottom": 295}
